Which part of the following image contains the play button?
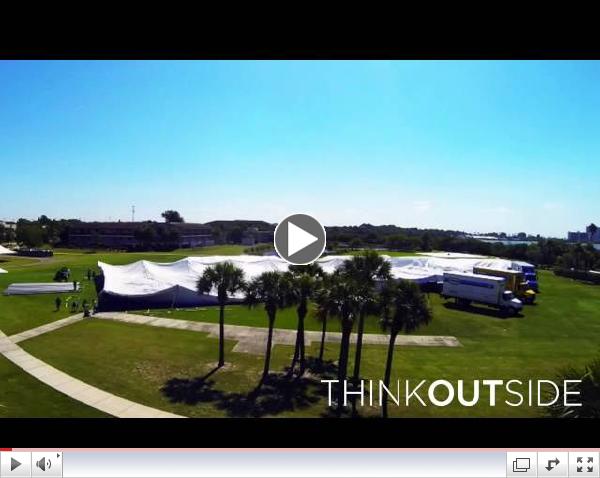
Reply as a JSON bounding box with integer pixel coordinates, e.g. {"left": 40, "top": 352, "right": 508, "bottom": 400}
{"left": 274, "top": 213, "right": 326, "bottom": 265}
{"left": 11, "top": 459, "right": 21, "bottom": 472}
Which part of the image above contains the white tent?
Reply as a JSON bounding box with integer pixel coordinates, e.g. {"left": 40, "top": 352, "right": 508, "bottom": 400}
{"left": 0, "top": 245, "right": 15, "bottom": 255}
{"left": 0, "top": 267, "right": 7, "bottom": 274}
{"left": 97, "top": 254, "right": 534, "bottom": 310}
{"left": 98, "top": 255, "right": 292, "bottom": 309}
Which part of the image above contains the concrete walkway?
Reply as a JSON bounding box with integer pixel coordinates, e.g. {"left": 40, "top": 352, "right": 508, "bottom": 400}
{"left": 96, "top": 312, "right": 461, "bottom": 354}
{"left": 9, "top": 314, "right": 86, "bottom": 343}
{"left": 0, "top": 329, "right": 182, "bottom": 418}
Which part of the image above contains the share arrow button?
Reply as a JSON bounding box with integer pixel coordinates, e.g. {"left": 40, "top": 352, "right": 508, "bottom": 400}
{"left": 274, "top": 213, "right": 326, "bottom": 265}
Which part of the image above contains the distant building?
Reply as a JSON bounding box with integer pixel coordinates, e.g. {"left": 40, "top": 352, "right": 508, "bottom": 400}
{"left": 241, "top": 227, "right": 274, "bottom": 246}
{"left": 68, "top": 222, "right": 215, "bottom": 249}
{"left": 568, "top": 224, "right": 600, "bottom": 243}
{"left": 0, "top": 220, "right": 16, "bottom": 230}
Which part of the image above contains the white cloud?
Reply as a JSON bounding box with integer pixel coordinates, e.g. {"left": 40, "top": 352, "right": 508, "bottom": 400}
{"left": 413, "top": 200, "right": 433, "bottom": 213}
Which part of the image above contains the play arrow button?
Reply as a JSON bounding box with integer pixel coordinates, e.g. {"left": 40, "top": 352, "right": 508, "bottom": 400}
{"left": 11, "top": 458, "right": 21, "bottom": 472}
{"left": 287, "top": 221, "right": 318, "bottom": 256}
{"left": 274, "top": 213, "right": 326, "bottom": 265}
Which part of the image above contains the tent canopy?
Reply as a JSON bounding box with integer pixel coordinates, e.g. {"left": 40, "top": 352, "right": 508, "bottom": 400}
{"left": 0, "top": 267, "right": 7, "bottom": 274}
{"left": 0, "top": 245, "right": 15, "bottom": 255}
{"left": 98, "top": 253, "right": 533, "bottom": 302}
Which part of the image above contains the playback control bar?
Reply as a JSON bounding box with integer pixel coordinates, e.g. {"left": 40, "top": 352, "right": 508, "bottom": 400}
{"left": 0, "top": 453, "right": 62, "bottom": 477}
{"left": 1, "top": 450, "right": 599, "bottom": 478}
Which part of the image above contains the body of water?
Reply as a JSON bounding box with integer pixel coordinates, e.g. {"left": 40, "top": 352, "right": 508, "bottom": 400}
{"left": 480, "top": 240, "right": 537, "bottom": 246}
{"left": 481, "top": 239, "right": 600, "bottom": 251}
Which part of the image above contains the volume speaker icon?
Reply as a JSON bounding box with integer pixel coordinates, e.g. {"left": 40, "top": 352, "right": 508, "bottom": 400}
{"left": 36, "top": 457, "right": 51, "bottom": 472}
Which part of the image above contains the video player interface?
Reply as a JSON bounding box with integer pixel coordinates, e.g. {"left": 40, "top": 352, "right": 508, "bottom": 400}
{"left": 1, "top": 450, "right": 599, "bottom": 478}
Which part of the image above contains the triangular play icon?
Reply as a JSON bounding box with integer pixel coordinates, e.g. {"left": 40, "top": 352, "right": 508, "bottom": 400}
{"left": 11, "top": 458, "right": 21, "bottom": 471}
{"left": 287, "top": 221, "right": 318, "bottom": 256}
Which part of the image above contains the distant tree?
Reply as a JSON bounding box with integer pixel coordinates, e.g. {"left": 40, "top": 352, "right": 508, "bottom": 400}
{"left": 197, "top": 262, "right": 246, "bottom": 367}
{"left": 37, "top": 215, "right": 52, "bottom": 226}
{"left": 133, "top": 225, "right": 157, "bottom": 249}
{"left": 161, "top": 210, "right": 185, "bottom": 223}
{"left": 420, "top": 232, "right": 432, "bottom": 252}
{"left": 228, "top": 227, "right": 244, "bottom": 244}
{"left": 16, "top": 224, "right": 44, "bottom": 247}
{"left": 349, "top": 237, "right": 362, "bottom": 250}
{"left": 5, "top": 227, "right": 16, "bottom": 244}
{"left": 211, "top": 225, "right": 225, "bottom": 244}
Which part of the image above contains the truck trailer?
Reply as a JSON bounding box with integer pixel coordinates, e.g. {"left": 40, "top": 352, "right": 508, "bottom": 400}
{"left": 441, "top": 271, "right": 523, "bottom": 316}
{"left": 472, "top": 266, "right": 536, "bottom": 304}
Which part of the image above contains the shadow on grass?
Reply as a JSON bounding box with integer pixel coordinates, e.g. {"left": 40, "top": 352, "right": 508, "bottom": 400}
{"left": 161, "top": 358, "right": 340, "bottom": 417}
{"left": 443, "top": 302, "right": 524, "bottom": 319}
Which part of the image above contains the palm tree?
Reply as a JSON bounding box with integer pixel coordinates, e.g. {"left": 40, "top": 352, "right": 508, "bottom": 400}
{"left": 324, "top": 274, "right": 362, "bottom": 416}
{"left": 379, "top": 279, "right": 432, "bottom": 418}
{"left": 197, "top": 262, "right": 246, "bottom": 368}
{"left": 340, "top": 251, "right": 391, "bottom": 393}
{"left": 245, "top": 271, "right": 292, "bottom": 385}
{"left": 313, "top": 272, "right": 334, "bottom": 364}
{"left": 287, "top": 263, "right": 323, "bottom": 377}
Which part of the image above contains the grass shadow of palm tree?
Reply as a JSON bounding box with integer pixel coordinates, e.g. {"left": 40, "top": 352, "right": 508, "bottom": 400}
{"left": 161, "top": 366, "right": 227, "bottom": 406}
{"left": 161, "top": 357, "right": 340, "bottom": 417}
{"left": 216, "top": 372, "right": 325, "bottom": 417}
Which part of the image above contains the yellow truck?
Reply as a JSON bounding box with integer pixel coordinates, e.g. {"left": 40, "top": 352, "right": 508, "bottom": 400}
{"left": 472, "top": 267, "right": 536, "bottom": 304}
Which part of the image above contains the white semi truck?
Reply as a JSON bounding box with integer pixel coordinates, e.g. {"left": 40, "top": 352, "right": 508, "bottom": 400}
{"left": 441, "top": 271, "right": 523, "bottom": 316}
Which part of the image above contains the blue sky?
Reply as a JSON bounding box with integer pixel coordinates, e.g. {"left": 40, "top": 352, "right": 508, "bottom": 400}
{"left": 1, "top": 60, "right": 599, "bottom": 237}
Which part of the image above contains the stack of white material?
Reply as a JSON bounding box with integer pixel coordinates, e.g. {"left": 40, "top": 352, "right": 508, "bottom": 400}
{"left": 4, "top": 283, "right": 79, "bottom": 295}
{"left": 0, "top": 245, "right": 15, "bottom": 255}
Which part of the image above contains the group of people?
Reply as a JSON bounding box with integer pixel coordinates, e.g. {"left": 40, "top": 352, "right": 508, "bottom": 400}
{"left": 54, "top": 268, "right": 99, "bottom": 317}
{"left": 54, "top": 296, "right": 98, "bottom": 316}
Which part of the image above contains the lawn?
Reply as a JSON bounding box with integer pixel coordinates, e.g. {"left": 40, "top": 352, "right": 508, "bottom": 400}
{"left": 0, "top": 355, "right": 108, "bottom": 417}
{"left": 3, "top": 247, "right": 600, "bottom": 417}
{"left": 0, "top": 245, "right": 245, "bottom": 336}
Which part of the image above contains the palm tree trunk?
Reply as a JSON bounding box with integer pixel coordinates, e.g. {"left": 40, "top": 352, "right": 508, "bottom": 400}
{"left": 352, "top": 307, "right": 366, "bottom": 383}
{"left": 299, "top": 312, "right": 306, "bottom": 376}
{"left": 262, "top": 311, "right": 276, "bottom": 381}
{"left": 382, "top": 330, "right": 398, "bottom": 419}
{"left": 350, "top": 307, "right": 366, "bottom": 417}
{"left": 290, "top": 299, "right": 308, "bottom": 377}
{"left": 336, "top": 322, "right": 352, "bottom": 417}
{"left": 318, "top": 312, "right": 328, "bottom": 363}
{"left": 290, "top": 307, "right": 302, "bottom": 376}
{"left": 218, "top": 303, "right": 225, "bottom": 367}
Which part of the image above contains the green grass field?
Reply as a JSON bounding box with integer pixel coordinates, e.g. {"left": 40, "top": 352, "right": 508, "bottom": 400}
{"left": 2, "top": 247, "right": 600, "bottom": 417}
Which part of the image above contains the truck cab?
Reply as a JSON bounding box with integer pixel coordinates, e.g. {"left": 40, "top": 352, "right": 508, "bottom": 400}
{"left": 512, "top": 262, "right": 539, "bottom": 292}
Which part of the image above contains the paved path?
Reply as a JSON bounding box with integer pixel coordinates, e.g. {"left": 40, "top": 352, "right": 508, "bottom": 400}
{"left": 9, "top": 314, "right": 86, "bottom": 343}
{"left": 0, "top": 329, "right": 182, "bottom": 418}
{"left": 96, "top": 312, "right": 461, "bottom": 354}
